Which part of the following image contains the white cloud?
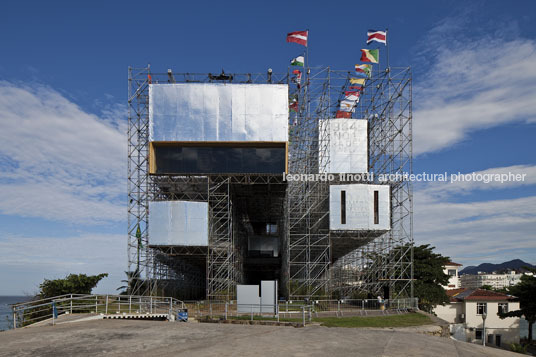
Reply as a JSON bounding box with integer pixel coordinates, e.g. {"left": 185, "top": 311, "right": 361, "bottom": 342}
{"left": 414, "top": 165, "right": 536, "bottom": 265}
{"left": 422, "top": 164, "right": 536, "bottom": 199}
{"left": 414, "top": 29, "right": 536, "bottom": 155}
{"left": 0, "top": 82, "right": 126, "bottom": 223}
{"left": 0, "top": 233, "right": 126, "bottom": 295}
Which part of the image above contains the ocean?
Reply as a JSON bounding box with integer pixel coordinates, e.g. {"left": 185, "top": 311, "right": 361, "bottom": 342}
{"left": 0, "top": 296, "right": 30, "bottom": 331}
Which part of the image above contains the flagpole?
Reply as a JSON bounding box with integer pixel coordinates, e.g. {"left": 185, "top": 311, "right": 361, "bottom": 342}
{"left": 305, "top": 29, "right": 309, "bottom": 69}
{"left": 386, "top": 28, "right": 390, "bottom": 72}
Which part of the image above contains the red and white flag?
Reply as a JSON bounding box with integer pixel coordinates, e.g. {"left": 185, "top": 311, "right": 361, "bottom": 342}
{"left": 287, "top": 30, "right": 308, "bottom": 46}
{"left": 367, "top": 30, "right": 387, "bottom": 45}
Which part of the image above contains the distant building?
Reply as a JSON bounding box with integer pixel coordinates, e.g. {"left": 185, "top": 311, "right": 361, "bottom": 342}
{"left": 460, "top": 271, "right": 525, "bottom": 290}
{"left": 434, "top": 288, "right": 520, "bottom": 347}
{"left": 443, "top": 262, "right": 462, "bottom": 290}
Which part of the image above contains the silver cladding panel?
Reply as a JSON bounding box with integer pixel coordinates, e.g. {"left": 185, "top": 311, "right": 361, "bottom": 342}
{"left": 237, "top": 285, "right": 261, "bottom": 313}
{"left": 319, "top": 119, "right": 368, "bottom": 174}
{"left": 260, "top": 280, "right": 277, "bottom": 314}
{"left": 148, "top": 201, "right": 208, "bottom": 246}
{"left": 149, "top": 83, "right": 289, "bottom": 142}
{"left": 330, "top": 184, "right": 390, "bottom": 231}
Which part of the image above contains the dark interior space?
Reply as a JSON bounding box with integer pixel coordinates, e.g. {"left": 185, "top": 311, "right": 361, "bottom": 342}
{"left": 232, "top": 182, "right": 286, "bottom": 290}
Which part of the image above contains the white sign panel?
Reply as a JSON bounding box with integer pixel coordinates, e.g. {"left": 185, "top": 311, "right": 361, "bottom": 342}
{"left": 319, "top": 119, "right": 368, "bottom": 174}
{"left": 149, "top": 83, "right": 288, "bottom": 142}
{"left": 149, "top": 201, "right": 208, "bottom": 246}
{"left": 329, "top": 184, "right": 390, "bottom": 231}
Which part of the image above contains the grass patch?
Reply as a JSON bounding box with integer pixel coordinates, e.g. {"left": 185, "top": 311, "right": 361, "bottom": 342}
{"left": 313, "top": 313, "right": 432, "bottom": 328}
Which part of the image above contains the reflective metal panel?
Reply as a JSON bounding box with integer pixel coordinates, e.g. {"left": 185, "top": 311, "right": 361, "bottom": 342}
{"left": 237, "top": 285, "right": 261, "bottom": 313}
{"left": 260, "top": 280, "right": 277, "bottom": 314}
{"left": 329, "top": 184, "right": 390, "bottom": 230}
{"left": 149, "top": 201, "right": 208, "bottom": 246}
{"left": 319, "top": 119, "right": 368, "bottom": 174}
{"left": 149, "top": 83, "right": 288, "bottom": 142}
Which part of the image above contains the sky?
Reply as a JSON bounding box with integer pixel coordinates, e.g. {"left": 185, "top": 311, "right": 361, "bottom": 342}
{"left": 0, "top": 0, "right": 535, "bottom": 295}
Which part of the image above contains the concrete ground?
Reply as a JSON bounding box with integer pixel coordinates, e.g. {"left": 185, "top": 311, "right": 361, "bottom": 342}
{"left": 0, "top": 319, "right": 520, "bottom": 357}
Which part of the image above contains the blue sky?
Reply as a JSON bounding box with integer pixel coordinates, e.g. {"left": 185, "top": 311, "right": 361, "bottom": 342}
{"left": 0, "top": 0, "right": 535, "bottom": 295}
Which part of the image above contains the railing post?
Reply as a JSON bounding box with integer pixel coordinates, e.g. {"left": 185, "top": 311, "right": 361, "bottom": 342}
{"left": 13, "top": 311, "right": 16, "bottom": 329}
{"left": 250, "top": 305, "right": 253, "bottom": 321}
{"left": 105, "top": 295, "right": 109, "bottom": 315}
{"left": 362, "top": 300, "right": 365, "bottom": 310}
{"left": 129, "top": 296, "right": 132, "bottom": 314}
{"left": 70, "top": 294, "right": 73, "bottom": 314}
{"left": 150, "top": 297, "right": 153, "bottom": 314}
{"left": 338, "top": 300, "right": 340, "bottom": 315}
{"left": 225, "top": 302, "right": 228, "bottom": 320}
{"left": 210, "top": 303, "right": 212, "bottom": 318}
{"left": 302, "top": 306, "right": 305, "bottom": 327}
{"left": 95, "top": 295, "right": 98, "bottom": 314}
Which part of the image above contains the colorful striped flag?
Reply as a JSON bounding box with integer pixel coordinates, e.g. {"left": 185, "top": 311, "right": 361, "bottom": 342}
{"left": 349, "top": 78, "right": 366, "bottom": 85}
{"left": 340, "top": 99, "right": 357, "bottom": 112}
{"left": 367, "top": 30, "right": 387, "bottom": 45}
{"left": 290, "top": 55, "right": 304, "bottom": 66}
{"left": 287, "top": 30, "right": 308, "bottom": 46}
{"left": 361, "top": 49, "right": 379, "bottom": 63}
{"left": 336, "top": 110, "right": 352, "bottom": 118}
{"left": 355, "top": 64, "right": 372, "bottom": 78}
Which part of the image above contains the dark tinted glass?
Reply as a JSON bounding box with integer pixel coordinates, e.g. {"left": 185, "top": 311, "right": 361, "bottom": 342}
{"left": 154, "top": 145, "right": 286, "bottom": 174}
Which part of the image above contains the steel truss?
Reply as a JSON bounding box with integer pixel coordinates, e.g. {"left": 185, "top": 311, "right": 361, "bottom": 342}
{"left": 128, "top": 65, "right": 412, "bottom": 300}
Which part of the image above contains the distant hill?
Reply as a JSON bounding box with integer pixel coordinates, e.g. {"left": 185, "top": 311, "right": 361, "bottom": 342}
{"left": 459, "top": 259, "right": 535, "bottom": 275}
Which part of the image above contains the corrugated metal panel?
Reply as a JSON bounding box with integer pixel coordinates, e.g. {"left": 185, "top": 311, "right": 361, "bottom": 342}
{"left": 149, "top": 83, "right": 288, "bottom": 142}
{"left": 148, "top": 201, "right": 208, "bottom": 246}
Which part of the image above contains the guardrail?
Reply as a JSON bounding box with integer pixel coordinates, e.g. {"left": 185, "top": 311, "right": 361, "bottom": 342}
{"left": 11, "top": 294, "right": 186, "bottom": 328}
{"left": 184, "top": 297, "right": 418, "bottom": 324}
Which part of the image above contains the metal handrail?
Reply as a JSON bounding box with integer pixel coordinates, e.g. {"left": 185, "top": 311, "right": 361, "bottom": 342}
{"left": 11, "top": 294, "right": 186, "bottom": 329}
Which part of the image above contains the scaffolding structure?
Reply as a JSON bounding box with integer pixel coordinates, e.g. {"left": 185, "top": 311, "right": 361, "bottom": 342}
{"left": 127, "top": 65, "right": 413, "bottom": 300}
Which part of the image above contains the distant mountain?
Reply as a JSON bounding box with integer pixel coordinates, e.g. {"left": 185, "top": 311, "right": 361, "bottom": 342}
{"left": 459, "top": 259, "right": 535, "bottom": 275}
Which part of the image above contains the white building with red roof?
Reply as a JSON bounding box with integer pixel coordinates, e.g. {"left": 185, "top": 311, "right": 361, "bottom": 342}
{"left": 434, "top": 288, "right": 520, "bottom": 347}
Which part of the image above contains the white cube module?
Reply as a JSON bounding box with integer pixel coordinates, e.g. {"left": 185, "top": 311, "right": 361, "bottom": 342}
{"left": 329, "top": 184, "right": 390, "bottom": 231}
{"left": 149, "top": 83, "right": 289, "bottom": 142}
{"left": 319, "top": 119, "right": 368, "bottom": 174}
{"left": 148, "top": 201, "right": 208, "bottom": 246}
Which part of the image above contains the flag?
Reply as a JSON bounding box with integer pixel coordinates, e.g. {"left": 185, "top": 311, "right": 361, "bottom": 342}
{"left": 147, "top": 74, "right": 152, "bottom": 84}
{"left": 345, "top": 90, "right": 360, "bottom": 97}
{"left": 336, "top": 110, "right": 352, "bottom": 118}
{"left": 289, "top": 101, "right": 299, "bottom": 112}
{"left": 292, "top": 69, "right": 302, "bottom": 84}
{"left": 287, "top": 30, "right": 308, "bottom": 46}
{"left": 349, "top": 78, "right": 366, "bottom": 85}
{"left": 367, "top": 30, "right": 387, "bottom": 45}
{"left": 291, "top": 55, "right": 304, "bottom": 66}
{"left": 349, "top": 85, "right": 363, "bottom": 90}
{"left": 355, "top": 64, "right": 372, "bottom": 78}
{"left": 136, "top": 224, "right": 143, "bottom": 249}
{"left": 361, "top": 49, "right": 379, "bottom": 63}
{"left": 339, "top": 100, "right": 356, "bottom": 112}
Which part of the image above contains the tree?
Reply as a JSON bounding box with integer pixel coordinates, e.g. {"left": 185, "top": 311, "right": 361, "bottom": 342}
{"left": 38, "top": 273, "right": 108, "bottom": 299}
{"left": 411, "top": 244, "right": 450, "bottom": 312}
{"left": 499, "top": 268, "right": 536, "bottom": 343}
{"left": 116, "top": 269, "right": 142, "bottom": 295}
